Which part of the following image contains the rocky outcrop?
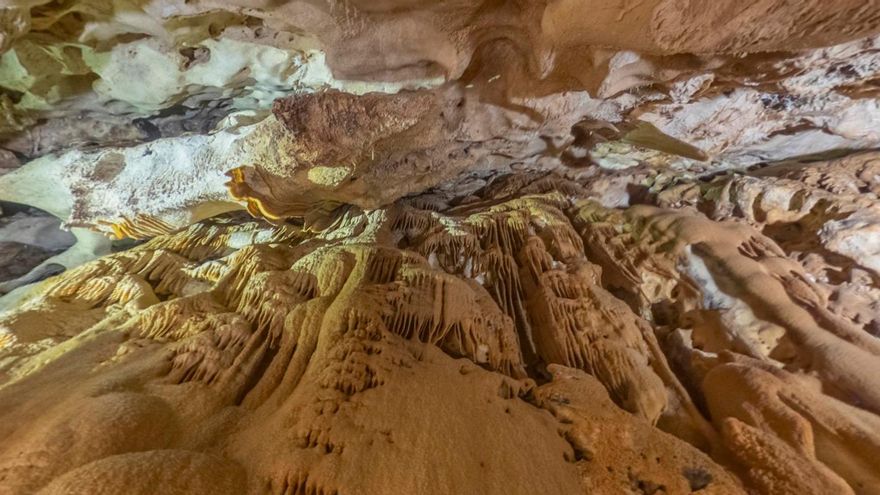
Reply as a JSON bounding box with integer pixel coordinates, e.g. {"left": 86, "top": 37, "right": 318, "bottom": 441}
{"left": 2, "top": 161, "right": 880, "bottom": 493}
{"left": 2, "top": 1, "right": 880, "bottom": 494}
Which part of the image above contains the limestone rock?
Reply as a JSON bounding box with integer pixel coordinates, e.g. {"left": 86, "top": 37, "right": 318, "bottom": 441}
{"left": 2, "top": 2, "right": 880, "bottom": 495}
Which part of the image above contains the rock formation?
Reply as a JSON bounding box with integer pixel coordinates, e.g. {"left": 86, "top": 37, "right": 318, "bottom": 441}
{"left": 2, "top": 1, "right": 880, "bottom": 494}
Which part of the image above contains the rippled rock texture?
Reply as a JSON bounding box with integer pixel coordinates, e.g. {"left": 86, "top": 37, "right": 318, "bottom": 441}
{"left": 2, "top": 1, "right": 880, "bottom": 494}
{"left": 2, "top": 158, "right": 880, "bottom": 494}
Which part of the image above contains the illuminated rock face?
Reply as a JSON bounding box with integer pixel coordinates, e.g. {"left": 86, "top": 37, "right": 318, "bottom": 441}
{"left": 2, "top": 162, "right": 880, "bottom": 494}
{"left": 2, "top": 1, "right": 880, "bottom": 494}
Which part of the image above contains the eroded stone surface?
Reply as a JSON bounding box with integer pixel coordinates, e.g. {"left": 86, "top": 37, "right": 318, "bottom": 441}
{"left": 2, "top": 163, "right": 880, "bottom": 493}
{"left": 2, "top": 2, "right": 880, "bottom": 495}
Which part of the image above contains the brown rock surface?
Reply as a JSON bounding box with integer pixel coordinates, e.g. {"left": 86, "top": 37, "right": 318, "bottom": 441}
{"left": 1, "top": 1, "right": 880, "bottom": 495}
{"left": 2, "top": 166, "right": 880, "bottom": 493}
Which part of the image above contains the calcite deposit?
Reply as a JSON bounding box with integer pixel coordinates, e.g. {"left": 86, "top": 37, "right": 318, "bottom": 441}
{"left": 2, "top": 1, "right": 880, "bottom": 494}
